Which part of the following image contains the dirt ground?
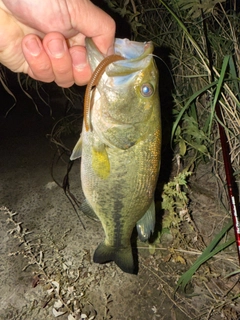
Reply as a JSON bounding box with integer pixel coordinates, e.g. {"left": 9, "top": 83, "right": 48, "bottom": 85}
{"left": 0, "top": 81, "right": 240, "bottom": 320}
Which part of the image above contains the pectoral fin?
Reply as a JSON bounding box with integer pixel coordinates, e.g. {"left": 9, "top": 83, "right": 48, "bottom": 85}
{"left": 70, "top": 136, "right": 82, "bottom": 160}
{"left": 92, "top": 144, "right": 110, "bottom": 179}
{"left": 136, "top": 200, "right": 156, "bottom": 242}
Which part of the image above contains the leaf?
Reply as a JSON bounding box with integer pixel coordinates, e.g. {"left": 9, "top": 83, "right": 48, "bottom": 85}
{"left": 54, "top": 299, "right": 63, "bottom": 309}
{"left": 196, "top": 144, "right": 208, "bottom": 154}
{"left": 52, "top": 308, "right": 66, "bottom": 317}
{"left": 149, "top": 244, "right": 156, "bottom": 254}
{"left": 209, "top": 55, "right": 230, "bottom": 135}
{"left": 175, "top": 255, "right": 186, "bottom": 265}
{"left": 224, "top": 270, "right": 240, "bottom": 278}
{"left": 47, "top": 288, "right": 54, "bottom": 295}
{"left": 179, "top": 139, "right": 187, "bottom": 156}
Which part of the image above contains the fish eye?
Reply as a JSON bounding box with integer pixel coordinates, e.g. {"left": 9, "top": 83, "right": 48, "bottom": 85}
{"left": 140, "top": 83, "right": 154, "bottom": 97}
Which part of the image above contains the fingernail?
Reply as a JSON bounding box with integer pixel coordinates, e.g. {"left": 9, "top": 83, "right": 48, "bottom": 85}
{"left": 47, "top": 39, "right": 65, "bottom": 58}
{"left": 24, "top": 38, "right": 41, "bottom": 56}
{"left": 71, "top": 50, "right": 87, "bottom": 71}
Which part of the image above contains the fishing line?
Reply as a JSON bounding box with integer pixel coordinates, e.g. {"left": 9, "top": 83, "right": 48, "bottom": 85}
{"left": 50, "top": 149, "right": 86, "bottom": 230}
{"left": 62, "top": 159, "right": 86, "bottom": 231}
{"left": 151, "top": 53, "right": 176, "bottom": 89}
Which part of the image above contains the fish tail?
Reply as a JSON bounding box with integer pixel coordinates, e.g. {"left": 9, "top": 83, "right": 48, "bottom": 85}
{"left": 93, "top": 242, "right": 136, "bottom": 274}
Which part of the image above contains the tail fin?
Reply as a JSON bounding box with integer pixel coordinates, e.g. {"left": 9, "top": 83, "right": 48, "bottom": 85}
{"left": 93, "top": 242, "right": 136, "bottom": 274}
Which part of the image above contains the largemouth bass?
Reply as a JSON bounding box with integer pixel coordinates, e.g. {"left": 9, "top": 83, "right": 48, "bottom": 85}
{"left": 71, "top": 38, "right": 161, "bottom": 274}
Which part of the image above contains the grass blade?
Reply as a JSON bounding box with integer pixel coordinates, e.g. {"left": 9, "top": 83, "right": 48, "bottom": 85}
{"left": 208, "top": 55, "right": 230, "bottom": 135}
{"left": 171, "top": 81, "right": 217, "bottom": 142}
{"left": 176, "top": 221, "right": 234, "bottom": 291}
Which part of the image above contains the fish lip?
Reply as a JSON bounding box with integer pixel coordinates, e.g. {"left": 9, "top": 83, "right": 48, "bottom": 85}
{"left": 85, "top": 37, "right": 154, "bottom": 75}
{"left": 109, "top": 39, "right": 154, "bottom": 75}
{"left": 114, "top": 39, "right": 154, "bottom": 61}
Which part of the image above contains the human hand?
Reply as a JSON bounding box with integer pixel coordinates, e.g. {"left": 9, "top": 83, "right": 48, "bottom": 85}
{"left": 0, "top": 0, "right": 115, "bottom": 87}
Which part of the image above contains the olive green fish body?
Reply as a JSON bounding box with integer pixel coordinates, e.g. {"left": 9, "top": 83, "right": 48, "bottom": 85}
{"left": 71, "top": 38, "right": 161, "bottom": 274}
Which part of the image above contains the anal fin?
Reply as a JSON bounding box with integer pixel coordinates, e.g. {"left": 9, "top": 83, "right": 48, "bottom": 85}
{"left": 136, "top": 200, "right": 156, "bottom": 242}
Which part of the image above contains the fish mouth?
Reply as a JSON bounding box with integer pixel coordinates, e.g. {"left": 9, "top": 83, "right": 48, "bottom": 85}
{"left": 108, "top": 39, "right": 154, "bottom": 76}
{"left": 114, "top": 38, "right": 153, "bottom": 60}
{"left": 85, "top": 38, "right": 154, "bottom": 77}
